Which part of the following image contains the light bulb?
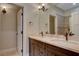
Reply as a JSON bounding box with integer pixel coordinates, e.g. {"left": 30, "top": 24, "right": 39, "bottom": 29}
{"left": 38, "top": 6, "right": 41, "bottom": 9}
{"left": 42, "top": 3, "right": 45, "bottom": 6}
{"left": 3, "top": 6, "right": 6, "bottom": 9}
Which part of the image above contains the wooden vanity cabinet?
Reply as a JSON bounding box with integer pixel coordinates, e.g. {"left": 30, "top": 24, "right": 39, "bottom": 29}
{"left": 38, "top": 41, "right": 46, "bottom": 56}
{"left": 46, "top": 44, "right": 66, "bottom": 56}
{"left": 29, "top": 38, "right": 79, "bottom": 56}
{"left": 29, "top": 38, "right": 46, "bottom": 56}
{"left": 46, "top": 43, "right": 79, "bottom": 56}
{"left": 29, "top": 39, "right": 39, "bottom": 56}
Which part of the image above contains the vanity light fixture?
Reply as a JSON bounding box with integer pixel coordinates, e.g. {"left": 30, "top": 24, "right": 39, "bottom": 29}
{"left": 38, "top": 3, "right": 48, "bottom": 12}
{"left": 2, "top": 6, "right": 7, "bottom": 14}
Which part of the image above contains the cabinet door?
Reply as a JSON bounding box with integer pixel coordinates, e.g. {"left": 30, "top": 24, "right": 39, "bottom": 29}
{"left": 31, "top": 43, "right": 39, "bottom": 56}
{"left": 46, "top": 46, "right": 56, "bottom": 56}
{"left": 30, "top": 39, "right": 40, "bottom": 56}
{"left": 46, "top": 44, "right": 66, "bottom": 56}
{"left": 38, "top": 42, "right": 46, "bottom": 56}
{"left": 33, "top": 44, "right": 40, "bottom": 56}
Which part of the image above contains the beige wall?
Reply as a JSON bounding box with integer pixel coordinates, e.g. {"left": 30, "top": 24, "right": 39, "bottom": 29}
{"left": 0, "top": 5, "right": 20, "bottom": 50}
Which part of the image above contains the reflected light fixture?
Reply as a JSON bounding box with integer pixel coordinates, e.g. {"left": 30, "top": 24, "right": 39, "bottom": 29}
{"left": 2, "top": 6, "right": 7, "bottom": 14}
{"left": 38, "top": 3, "right": 48, "bottom": 12}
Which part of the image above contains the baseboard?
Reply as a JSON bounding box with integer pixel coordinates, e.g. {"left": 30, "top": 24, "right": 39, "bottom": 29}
{"left": 0, "top": 48, "right": 17, "bottom": 56}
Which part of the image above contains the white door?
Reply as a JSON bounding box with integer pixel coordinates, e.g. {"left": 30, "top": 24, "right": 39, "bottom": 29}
{"left": 17, "top": 9, "right": 23, "bottom": 56}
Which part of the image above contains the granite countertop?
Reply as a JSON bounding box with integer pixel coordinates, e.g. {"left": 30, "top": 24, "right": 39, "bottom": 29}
{"left": 29, "top": 34, "right": 79, "bottom": 54}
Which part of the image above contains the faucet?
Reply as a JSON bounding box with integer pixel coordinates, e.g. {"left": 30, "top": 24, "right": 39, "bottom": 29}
{"left": 65, "top": 31, "right": 74, "bottom": 41}
{"left": 65, "top": 32, "right": 68, "bottom": 41}
{"left": 40, "top": 32, "right": 43, "bottom": 37}
{"left": 64, "top": 27, "right": 75, "bottom": 41}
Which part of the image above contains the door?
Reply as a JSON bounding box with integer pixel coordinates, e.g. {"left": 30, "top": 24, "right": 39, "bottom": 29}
{"left": 17, "top": 9, "right": 23, "bottom": 56}
{"left": 49, "top": 15, "right": 55, "bottom": 34}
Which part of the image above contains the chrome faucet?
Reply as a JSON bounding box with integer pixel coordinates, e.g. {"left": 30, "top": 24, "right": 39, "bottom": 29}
{"left": 65, "top": 32, "right": 68, "bottom": 41}
{"left": 64, "top": 28, "right": 70, "bottom": 41}
{"left": 65, "top": 31, "right": 74, "bottom": 41}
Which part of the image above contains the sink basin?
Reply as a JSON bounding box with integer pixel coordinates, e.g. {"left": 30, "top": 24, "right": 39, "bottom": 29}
{"left": 43, "top": 35, "right": 79, "bottom": 43}
{"left": 30, "top": 34, "right": 79, "bottom": 45}
{"left": 42, "top": 35, "right": 66, "bottom": 41}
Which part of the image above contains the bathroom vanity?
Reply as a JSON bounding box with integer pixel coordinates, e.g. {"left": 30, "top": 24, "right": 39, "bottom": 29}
{"left": 29, "top": 35, "right": 79, "bottom": 56}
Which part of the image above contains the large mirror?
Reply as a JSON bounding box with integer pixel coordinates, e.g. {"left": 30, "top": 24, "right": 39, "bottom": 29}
{"left": 27, "top": 3, "right": 79, "bottom": 36}
{"left": 38, "top": 3, "right": 79, "bottom": 36}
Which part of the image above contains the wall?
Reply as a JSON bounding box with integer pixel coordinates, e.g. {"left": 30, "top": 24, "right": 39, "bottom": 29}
{"left": 0, "top": 5, "right": 19, "bottom": 50}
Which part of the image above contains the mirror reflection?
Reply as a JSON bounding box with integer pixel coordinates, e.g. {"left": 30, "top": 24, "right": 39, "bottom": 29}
{"left": 27, "top": 3, "right": 79, "bottom": 37}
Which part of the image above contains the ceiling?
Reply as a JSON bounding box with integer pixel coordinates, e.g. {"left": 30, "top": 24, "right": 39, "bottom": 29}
{"left": 0, "top": 3, "right": 21, "bottom": 9}
{"left": 51, "top": 3, "right": 79, "bottom": 11}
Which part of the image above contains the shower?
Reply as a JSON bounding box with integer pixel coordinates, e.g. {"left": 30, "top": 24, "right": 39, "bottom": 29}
{"left": 0, "top": 3, "right": 23, "bottom": 56}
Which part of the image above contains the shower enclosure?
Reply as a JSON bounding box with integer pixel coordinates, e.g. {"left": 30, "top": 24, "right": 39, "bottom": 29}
{"left": 0, "top": 3, "right": 23, "bottom": 56}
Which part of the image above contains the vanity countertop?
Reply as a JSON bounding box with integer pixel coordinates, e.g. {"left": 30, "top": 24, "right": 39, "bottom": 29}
{"left": 29, "top": 34, "right": 79, "bottom": 54}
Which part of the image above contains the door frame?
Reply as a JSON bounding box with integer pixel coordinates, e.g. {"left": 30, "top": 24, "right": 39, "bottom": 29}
{"left": 21, "top": 8, "right": 24, "bottom": 56}
{"left": 11, "top": 3, "right": 24, "bottom": 56}
{"left": 16, "top": 7, "right": 24, "bottom": 56}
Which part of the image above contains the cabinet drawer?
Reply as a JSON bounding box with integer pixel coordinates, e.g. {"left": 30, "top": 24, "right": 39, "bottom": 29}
{"left": 38, "top": 41, "right": 46, "bottom": 56}
{"left": 46, "top": 44, "right": 79, "bottom": 56}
